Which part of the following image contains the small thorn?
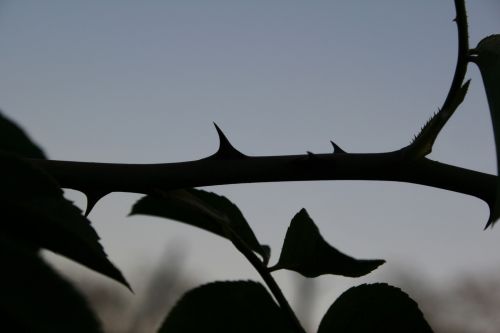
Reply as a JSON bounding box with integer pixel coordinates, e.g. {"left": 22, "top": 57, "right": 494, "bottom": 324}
{"left": 84, "top": 191, "right": 108, "bottom": 217}
{"left": 485, "top": 217, "right": 494, "bottom": 230}
{"left": 305, "top": 151, "right": 323, "bottom": 161}
{"left": 484, "top": 203, "right": 497, "bottom": 229}
{"left": 210, "top": 123, "right": 247, "bottom": 159}
{"left": 484, "top": 221, "right": 492, "bottom": 230}
{"left": 330, "top": 140, "right": 346, "bottom": 154}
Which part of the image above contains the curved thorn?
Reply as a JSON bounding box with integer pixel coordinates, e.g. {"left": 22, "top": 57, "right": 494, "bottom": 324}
{"left": 485, "top": 205, "right": 496, "bottom": 230}
{"left": 330, "top": 140, "right": 346, "bottom": 154}
{"left": 84, "top": 191, "right": 108, "bottom": 217}
{"left": 305, "top": 151, "right": 323, "bottom": 161}
{"left": 211, "top": 123, "right": 247, "bottom": 159}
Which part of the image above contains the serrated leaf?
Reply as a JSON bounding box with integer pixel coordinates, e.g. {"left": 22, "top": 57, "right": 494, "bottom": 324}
{"left": 0, "top": 235, "right": 102, "bottom": 333}
{"left": 470, "top": 35, "right": 500, "bottom": 227}
{"left": 270, "top": 209, "right": 384, "bottom": 278}
{"left": 158, "top": 280, "right": 294, "bottom": 333}
{"left": 0, "top": 111, "right": 46, "bottom": 158}
{"left": 1, "top": 152, "right": 129, "bottom": 289}
{"left": 131, "top": 189, "right": 270, "bottom": 264}
{"left": 0, "top": 114, "right": 128, "bottom": 288}
{"left": 317, "top": 283, "right": 434, "bottom": 333}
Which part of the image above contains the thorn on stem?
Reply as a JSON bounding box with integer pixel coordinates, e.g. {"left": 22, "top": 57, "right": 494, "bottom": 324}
{"left": 84, "top": 191, "right": 108, "bottom": 217}
{"left": 330, "top": 140, "right": 346, "bottom": 154}
{"left": 305, "top": 151, "right": 324, "bottom": 162}
{"left": 485, "top": 205, "right": 497, "bottom": 230}
{"left": 210, "top": 123, "right": 247, "bottom": 159}
{"left": 484, "top": 219, "right": 493, "bottom": 230}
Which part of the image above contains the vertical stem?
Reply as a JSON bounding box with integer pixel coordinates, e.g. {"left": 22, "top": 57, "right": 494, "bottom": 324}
{"left": 228, "top": 232, "right": 307, "bottom": 333}
{"left": 442, "top": 0, "right": 469, "bottom": 112}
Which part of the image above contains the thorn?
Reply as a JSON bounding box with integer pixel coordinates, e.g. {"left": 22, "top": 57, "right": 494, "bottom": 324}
{"left": 330, "top": 140, "right": 346, "bottom": 154}
{"left": 484, "top": 201, "right": 497, "bottom": 229}
{"left": 210, "top": 123, "right": 247, "bottom": 159}
{"left": 305, "top": 151, "right": 324, "bottom": 162}
{"left": 84, "top": 191, "right": 108, "bottom": 217}
{"left": 484, "top": 221, "right": 492, "bottom": 230}
{"left": 485, "top": 216, "right": 494, "bottom": 230}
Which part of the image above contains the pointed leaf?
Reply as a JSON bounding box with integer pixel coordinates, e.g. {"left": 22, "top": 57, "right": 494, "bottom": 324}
{"left": 0, "top": 235, "right": 102, "bottom": 333}
{"left": 317, "top": 283, "right": 434, "bottom": 333}
{"left": 131, "top": 188, "right": 270, "bottom": 264}
{"left": 158, "top": 280, "right": 294, "bottom": 333}
{"left": 470, "top": 35, "right": 500, "bottom": 227}
{"left": 270, "top": 209, "right": 384, "bottom": 277}
{"left": 1, "top": 153, "right": 129, "bottom": 289}
{"left": 0, "top": 111, "right": 46, "bottom": 158}
{"left": 0, "top": 114, "right": 129, "bottom": 288}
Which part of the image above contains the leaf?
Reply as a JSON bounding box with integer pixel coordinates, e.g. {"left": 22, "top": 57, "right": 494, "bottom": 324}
{"left": 1, "top": 151, "right": 129, "bottom": 289}
{"left": 0, "top": 235, "right": 103, "bottom": 333}
{"left": 269, "top": 209, "right": 384, "bottom": 278}
{"left": 470, "top": 35, "right": 500, "bottom": 227}
{"left": 317, "top": 283, "right": 434, "bottom": 333}
{"left": 0, "top": 111, "right": 46, "bottom": 158}
{"left": 157, "top": 280, "right": 294, "bottom": 333}
{"left": 131, "top": 188, "right": 270, "bottom": 264}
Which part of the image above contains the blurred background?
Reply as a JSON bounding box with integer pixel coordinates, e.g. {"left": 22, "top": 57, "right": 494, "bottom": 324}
{"left": 1, "top": 1, "right": 500, "bottom": 332}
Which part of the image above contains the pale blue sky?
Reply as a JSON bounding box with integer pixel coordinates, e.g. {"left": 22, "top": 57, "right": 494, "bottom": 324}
{"left": 1, "top": 0, "right": 500, "bottom": 328}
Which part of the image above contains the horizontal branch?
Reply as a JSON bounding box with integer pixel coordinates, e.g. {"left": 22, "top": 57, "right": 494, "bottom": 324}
{"left": 23, "top": 1, "right": 490, "bottom": 222}
{"left": 30, "top": 150, "right": 495, "bottom": 212}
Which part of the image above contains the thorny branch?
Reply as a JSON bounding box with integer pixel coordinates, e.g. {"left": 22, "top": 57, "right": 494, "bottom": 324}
{"left": 30, "top": 145, "right": 495, "bottom": 220}
{"left": 28, "top": 0, "right": 497, "bottom": 225}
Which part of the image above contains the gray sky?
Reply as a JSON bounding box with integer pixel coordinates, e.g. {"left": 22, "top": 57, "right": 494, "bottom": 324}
{"left": 1, "top": 0, "right": 500, "bottom": 329}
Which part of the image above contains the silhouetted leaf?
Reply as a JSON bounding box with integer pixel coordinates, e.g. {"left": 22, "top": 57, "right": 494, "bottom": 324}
{"left": 470, "top": 35, "right": 500, "bottom": 227}
{"left": 1, "top": 153, "right": 129, "bottom": 289}
{"left": 0, "top": 235, "right": 102, "bottom": 333}
{"left": 131, "top": 189, "right": 270, "bottom": 264}
{"left": 0, "top": 111, "right": 46, "bottom": 158}
{"left": 317, "top": 283, "right": 434, "bottom": 333}
{"left": 269, "top": 209, "right": 384, "bottom": 277}
{"left": 0, "top": 112, "right": 126, "bottom": 330}
{"left": 158, "top": 280, "right": 294, "bottom": 333}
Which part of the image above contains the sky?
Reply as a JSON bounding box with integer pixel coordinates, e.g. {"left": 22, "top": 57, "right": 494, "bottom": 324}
{"left": 1, "top": 0, "right": 500, "bottom": 329}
